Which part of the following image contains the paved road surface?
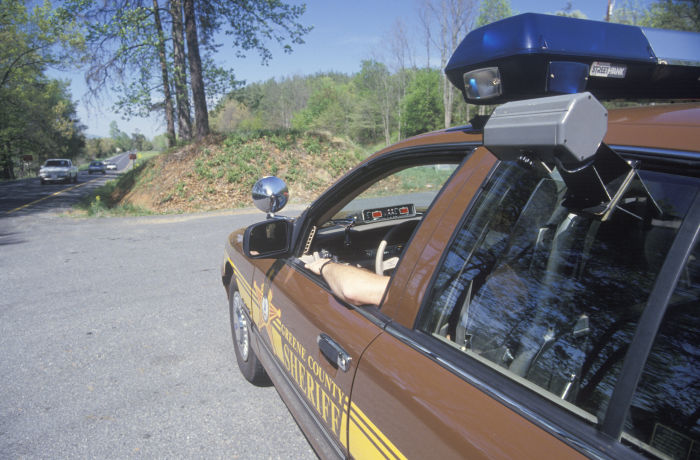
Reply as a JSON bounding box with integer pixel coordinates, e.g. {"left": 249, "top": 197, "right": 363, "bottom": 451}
{"left": 0, "top": 201, "right": 317, "bottom": 459}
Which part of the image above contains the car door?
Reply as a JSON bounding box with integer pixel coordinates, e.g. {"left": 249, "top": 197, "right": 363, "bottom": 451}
{"left": 349, "top": 151, "right": 700, "bottom": 459}
{"left": 244, "top": 141, "right": 482, "bottom": 458}
{"left": 248, "top": 259, "right": 385, "bottom": 457}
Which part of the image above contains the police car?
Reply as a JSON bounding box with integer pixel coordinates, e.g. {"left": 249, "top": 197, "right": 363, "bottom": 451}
{"left": 221, "top": 13, "right": 700, "bottom": 460}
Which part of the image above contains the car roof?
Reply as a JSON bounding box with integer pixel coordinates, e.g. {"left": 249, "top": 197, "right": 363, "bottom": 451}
{"left": 605, "top": 103, "right": 700, "bottom": 153}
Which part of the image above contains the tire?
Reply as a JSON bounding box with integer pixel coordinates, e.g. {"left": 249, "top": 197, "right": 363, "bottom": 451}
{"left": 74, "top": 174, "right": 78, "bottom": 183}
{"left": 40, "top": 179, "right": 45, "bottom": 185}
{"left": 89, "top": 171, "right": 92, "bottom": 175}
{"left": 229, "top": 278, "right": 270, "bottom": 386}
{"left": 102, "top": 170, "right": 105, "bottom": 174}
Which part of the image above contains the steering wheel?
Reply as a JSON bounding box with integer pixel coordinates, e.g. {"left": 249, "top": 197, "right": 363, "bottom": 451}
{"left": 375, "top": 220, "right": 420, "bottom": 275}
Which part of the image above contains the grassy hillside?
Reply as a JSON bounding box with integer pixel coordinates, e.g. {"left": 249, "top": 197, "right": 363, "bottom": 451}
{"left": 74, "top": 130, "right": 369, "bottom": 217}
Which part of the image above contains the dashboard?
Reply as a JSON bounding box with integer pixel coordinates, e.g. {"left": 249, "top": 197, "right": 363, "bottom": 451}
{"left": 311, "top": 206, "right": 421, "bottom": 271}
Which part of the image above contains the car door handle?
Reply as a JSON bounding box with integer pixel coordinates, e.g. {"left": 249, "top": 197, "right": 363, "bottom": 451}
{"left": 317, "top": 333, "right": 352, "bottom": 372}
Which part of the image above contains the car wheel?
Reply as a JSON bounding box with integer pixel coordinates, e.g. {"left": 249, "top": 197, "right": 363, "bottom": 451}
{"left": 74, "top": 174, "right": 78, "bottom": 183}
{"left": 229, "top": 279, "right": 270, "bottom": 386}
{"left": 40, "top": 179, "right": 45, "bottom": 185}
{"left": 89, "top": 171, "right": 92, "bottom": 175}
{"left": 102, "top": 170, "right": 105, "bottom": 174}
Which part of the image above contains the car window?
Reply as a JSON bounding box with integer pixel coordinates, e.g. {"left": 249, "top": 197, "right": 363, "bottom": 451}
{"left": 303, "top": 160, "right": 464, "bottom": 282}
{"left": 335, "top": 164, "right": 457, "bottom": 224}
{"left": 622, "top": 242, "right": 700, "bottom": 459}
{"left": 418, "top": 160, "right": 700, "bottom": 424}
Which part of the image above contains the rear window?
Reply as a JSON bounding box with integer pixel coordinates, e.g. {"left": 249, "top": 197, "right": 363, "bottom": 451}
{"left": 419, "top": 160, "right": 700, "bottom": 428}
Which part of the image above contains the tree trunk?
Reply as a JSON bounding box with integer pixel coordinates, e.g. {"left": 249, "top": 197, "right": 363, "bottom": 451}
{"left": 183, "top": 0, "right": 209, "bottom": 140}
{"left": 443, "top": 74, "right": 453, "bottom": 128}
{"left": 171, "top": 0, "right": 192, "bottom": 142}
{"left": 152, "top": 0, "right": 175, "bottom": 145}
{"left": 2, "top": 142, "right": 14, "bottom": 180}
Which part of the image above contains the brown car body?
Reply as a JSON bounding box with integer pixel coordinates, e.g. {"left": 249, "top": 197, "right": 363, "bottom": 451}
{"left": 222, "top": 100, "right": 700, "bottom": 459}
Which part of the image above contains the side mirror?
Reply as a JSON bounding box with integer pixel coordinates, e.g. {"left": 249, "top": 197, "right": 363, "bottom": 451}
{"left": 252, "top": 176, "right": 289, "bottom": 217}
{"left": 243, "top": 219, "right": 294, "bottom": 259}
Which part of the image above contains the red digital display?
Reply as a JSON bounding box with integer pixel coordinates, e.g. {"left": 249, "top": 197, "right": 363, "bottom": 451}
{"left": 399, "top": 207, "right": 409, "bottom": 214}
{"left": 372, "top": 211, "right": 383, "bottom": 219}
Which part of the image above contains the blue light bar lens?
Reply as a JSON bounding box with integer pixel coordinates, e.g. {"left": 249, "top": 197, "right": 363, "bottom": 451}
{"left": 547, "top": 62, "right": 589, "bottom": 94}
{"left": 463, "top": 67, "right": 502, "bottom": 100}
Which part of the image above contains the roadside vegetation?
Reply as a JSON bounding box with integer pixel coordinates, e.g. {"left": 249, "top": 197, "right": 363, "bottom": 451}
{"left": 72, "top": 130, "right": 369, "bottom": 216}
{"left": 5, "top": 0, "right": 695, "bottom": 202}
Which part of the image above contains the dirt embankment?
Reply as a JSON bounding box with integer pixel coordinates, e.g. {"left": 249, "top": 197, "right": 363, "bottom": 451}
{"left": 110, "top": 132, "right": 368, "bottom": 214}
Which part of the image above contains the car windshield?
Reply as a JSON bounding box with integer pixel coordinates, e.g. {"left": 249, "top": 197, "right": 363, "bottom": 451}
{"left": 45, "top": 160, "right": 65, "bottom": 167}
{"left": 328, "top": 164, "right": 458, "bottom": 225}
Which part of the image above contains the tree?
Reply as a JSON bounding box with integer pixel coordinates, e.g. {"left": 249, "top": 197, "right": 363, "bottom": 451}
{"left": 355, "top": 60, "right": 394, "bottom": 146}
{"left": 186, "top": 0, "right": 313, "bottom": 140}
{"left": 400, "top": 68, "right": 443, "bottom": 137}
{"left": 475, "top": 0, "right": 516, "bottom": 29}
{"left": 152, "top": 0, "right": 175, "bottom": 143}
{"left": 646, "top": 0, "right": 700, "bottom": 31}
{"left": 170, "top": 0, "right": 191, "bottom": 141}
{"left": 417, "top": 0, "right": 478, "bottom": 129}
{"left": 553, "top": 2, "right": 588, "bottom": 19}
{"left": 381, "top": 18, "right": 416, "bottom": 141}
{"left": 293, "top": 75, "right": 353, "bottom": 135}
{"left": 609, "top": 0, "right": 650, "bottom": 25}
{"left": 0, "top": 0, "right": 85, "bottom": 179}
{"left": 131, "top": 130, "right": 148, "bottom": 151}
{"left": 109, "top": 121, "right": 133, "bottom": 152}
{"left": 609, "top": 0, "right": 699, "bottom": 31}
{"left": 183, "top": 0, "right": 208, "bottom": 140}
{"left": 151, "top": 133, "right": 170, "bottom": 150}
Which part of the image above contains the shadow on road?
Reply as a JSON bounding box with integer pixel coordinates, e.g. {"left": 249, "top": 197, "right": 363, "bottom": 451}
{"left": 0, "top": 230, "right": 25, "bottom": 246}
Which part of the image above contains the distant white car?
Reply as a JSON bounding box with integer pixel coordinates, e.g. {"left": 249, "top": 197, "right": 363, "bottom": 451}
{"left": 39, "top": 159, "right": 78, "bottom": 184}
{"left": 106, "top": 162, "right": 117, "bottom": 170}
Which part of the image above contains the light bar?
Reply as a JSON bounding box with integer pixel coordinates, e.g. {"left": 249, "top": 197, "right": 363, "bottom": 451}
{"left": 445, "top": 13, "right": 700, "bottom": 104}
{"left": 464, "top": 67, "right": 502, "bottom": 100}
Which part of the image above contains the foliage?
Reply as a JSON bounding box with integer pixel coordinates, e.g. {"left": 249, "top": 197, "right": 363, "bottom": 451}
{"left": 85, "top": 137, "right": 117, "bottom": 158}
{"left": 400, "top": 68, "right": 444, "bottom": 138}
{"left": 151, "top": 133, "right": 171, "bottom": 151}
{"left": 475, "top": 0, "right": 516, "bottom": 28}
{"left": 109, "top": 121, "right": 134, "bottom": 152}
{"left": 60, "top": 0, "right": 312, "bottom": 141}
{"left": 552, "top": 2, "right": 588, "bottom": 19}
{"left": 74, "top": 168, "right": 154, "bottom": 217}
{"left": 646, "top": 0, "right": 700, "bottom": 31}
{"left": 0, "top": 0, "right": 86, "bottom": 179}
{"left": 609, "top": 0, "right": 699, "bottom": 31}
{"left": 354, "top": 60, "right": 394, "bottom": 146}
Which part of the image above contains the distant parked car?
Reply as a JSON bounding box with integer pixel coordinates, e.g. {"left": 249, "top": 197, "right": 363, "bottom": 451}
{"left": 39, "top": 159, "right": 78, "bottom": 184}
{"left": 88, "top": 161, "right": 106, "bottom": 175}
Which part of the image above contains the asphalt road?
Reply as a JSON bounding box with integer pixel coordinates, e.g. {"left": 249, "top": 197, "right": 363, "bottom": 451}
{"left": 0, "top": 153, "right": 131, "bottom": 215}
{"left": 0, "top": 193, "right": 317, "bottom": 458}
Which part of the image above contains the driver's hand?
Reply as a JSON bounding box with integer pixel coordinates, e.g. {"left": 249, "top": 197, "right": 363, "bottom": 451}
{"left": 305, "top": 258, "right": 331, "bottom": 275}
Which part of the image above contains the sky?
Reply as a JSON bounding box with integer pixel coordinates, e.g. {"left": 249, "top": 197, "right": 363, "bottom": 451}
{"left": 49, "top": 0, "right": 632, "bottom": 139}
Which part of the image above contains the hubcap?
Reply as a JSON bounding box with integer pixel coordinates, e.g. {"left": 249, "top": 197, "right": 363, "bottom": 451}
{"left": 233, "top": 292, "right": 249, "bottom": 361}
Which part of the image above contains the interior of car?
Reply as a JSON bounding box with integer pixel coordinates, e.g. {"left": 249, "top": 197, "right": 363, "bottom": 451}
{"left": 297, "top": 163, "right": 460, "bottom": 275}
{"left": 420, "top": 159, "right": 700, "bottom": 427}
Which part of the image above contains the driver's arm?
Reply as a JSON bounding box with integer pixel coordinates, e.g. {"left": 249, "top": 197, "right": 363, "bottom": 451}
{"left": 305, "top": 258, "right": 389, "bottom": 306}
